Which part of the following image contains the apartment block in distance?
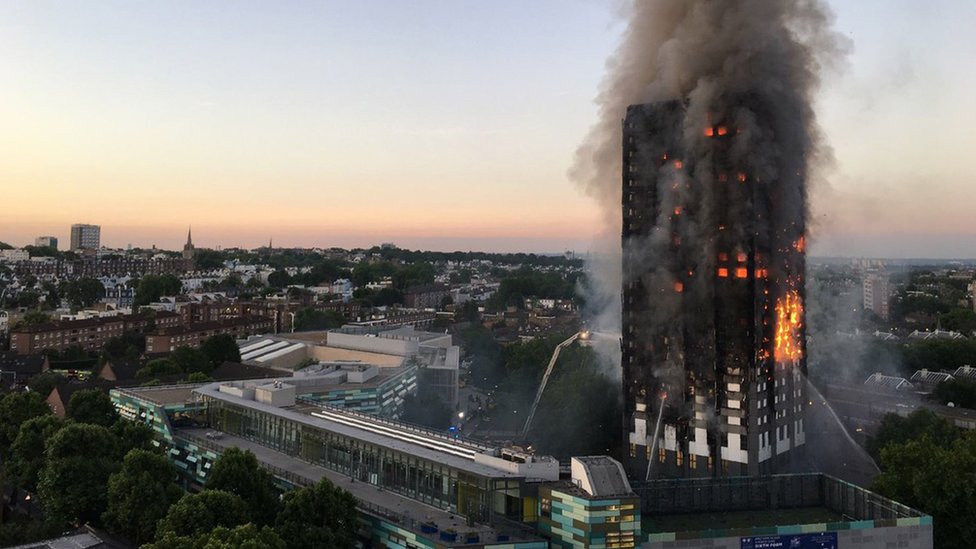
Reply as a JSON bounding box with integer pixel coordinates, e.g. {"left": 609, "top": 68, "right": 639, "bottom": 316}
{"left": 70, "top": 223, "right": 100, "bottom": 250}
{"left": 10, "top": 311, "right": 182, "bottom": 355}
{"left": 145, "top": 316, "right": 273, "bottom": 353}
{"left": 35, "top": 236, "right": 58, "bottom": 249}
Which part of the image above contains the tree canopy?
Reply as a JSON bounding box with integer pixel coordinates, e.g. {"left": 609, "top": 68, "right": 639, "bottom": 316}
{"left": 62, "top": 278, "right": 105, "bottom": 310}
{"left": 66, "top": 389, "right": 117, "bottom": 428}
{"left": 103, "top": 449, "right": 184, "bottom": 544}
{"left": 275, "top": 478, "right": 358, "bottom": 549}
{"left": 153, "top": 490, "right": 251, "bottom": 542}
{"left": 201, "top": 334, "right": 242, "bottom": 367}
{"left": 134, "top": 274, "right": 183, "bottom": 306}
{"left": 293, "top": 308, "right": 345, "bottom": 332}
{"left": 873, "top": 430, "right": 976, "bottom": 549}
{"left": 38, "top": 423, "right": 120, "bottom": 525}
{"left": 204, "top": 448, "right": 279, "bottom": 525}
{"left": 171, "top": 347, "right": 212, "bottom": 375}
{"left": 4, "top": 415, "right": 64, "bottom": 492}
{"left": 867, "top": 409, "right": 959, "bottom": 459}
{"left": 0, "top": 391, "right": 52, "bottom": 456}
{"left": 137, "top": 358, "right": 183, "bottom": 380}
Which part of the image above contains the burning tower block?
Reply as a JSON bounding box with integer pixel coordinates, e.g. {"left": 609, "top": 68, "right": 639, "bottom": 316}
{"left": 621, "top": 101, "right": 807, "bottom": 479}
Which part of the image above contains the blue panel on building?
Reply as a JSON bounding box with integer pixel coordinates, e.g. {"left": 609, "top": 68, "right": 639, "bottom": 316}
{"left": 741, "top": 532, "right": 837, "bottom": 549}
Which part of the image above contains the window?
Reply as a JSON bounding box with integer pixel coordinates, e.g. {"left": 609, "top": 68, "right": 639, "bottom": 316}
{"left": 629, "top": 444, "right": 636, "bottom": 458}
{"left": 658, "top": 448, "right": 666, "bottom": 463}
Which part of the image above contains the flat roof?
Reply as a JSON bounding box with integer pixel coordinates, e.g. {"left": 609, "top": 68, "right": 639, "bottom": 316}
{"left": 113, "top": 384, "right": 201, "bottom": 406}
{"left": 193, "top": 383, "right": 516, "bottom": 479}
{"left": 308, "top": 346, "right": 404, "bottom": 367}
{"left": 644, "top": 508, "right": 845, "bottom": 534}
{"left": 177, "top": 428, "right": 538, "bottom": 544}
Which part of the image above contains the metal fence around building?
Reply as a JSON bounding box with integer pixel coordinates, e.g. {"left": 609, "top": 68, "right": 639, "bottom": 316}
{"left": 633, "top": 473, "right": 925, "bottom": 521}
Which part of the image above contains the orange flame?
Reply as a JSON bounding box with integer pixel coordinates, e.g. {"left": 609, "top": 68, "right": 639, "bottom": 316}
{"left": 793, "top": 236, "right": 806, "bottom": 253}
{"left": 774, "top": 290, "right": 803, "bottom": 362}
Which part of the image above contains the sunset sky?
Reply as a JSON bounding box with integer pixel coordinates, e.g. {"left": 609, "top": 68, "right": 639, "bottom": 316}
{"left": 1, "top": 1, "right": 974, "bottom": 257}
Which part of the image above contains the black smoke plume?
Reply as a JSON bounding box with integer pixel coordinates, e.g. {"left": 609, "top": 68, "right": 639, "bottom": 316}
{"left": 572, "top": 0, "right": 849, "bottom": 340}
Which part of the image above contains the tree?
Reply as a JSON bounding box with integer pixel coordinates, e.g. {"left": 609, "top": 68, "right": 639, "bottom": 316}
{"left": 873, "top": 432, "right": 976, "bottom": 549}
{"left": 148, "top": 523, "right": 284, "bottom": 549}
{"left": 267, "top": 269, "right": 291, "bottom": 288}
{"left": 23, "top": 245, "right": 56, "bottom": 257}
{"left": 137, "top": 358, "right": 183, "bottom": 380}
{"left": 101, "top": 331, "right": 146, "bottom": 363}
{"left": 62, "top": 278, "right": 105, "bottom": 310}
{"left": 293, "top": 308, "right": 345, "bottom": 331}
{"left": 201, "top": 334, "right": 242, "bottom": 367}
{"left": 171, "top": 347, "right": 212, "bottom": 375}
{"left": 867, "top": 409, "right": 959, "bottom": 459}
{"left": 111, "top": 418, "right": 156, "bottom": 456}
{"left": 933, "top": 379, "right": 976, "bottom": 409}
{"left": 134, "top": 274, "right": 183, "bottom": 306}
{"left": 26, "top": 371, "right": 64, "bottom": 397}
{"left": 275, "top": 477, "right": 358, "bottom": 549}
{"left": 41, "top": 281, "right": 60, "bottom": 308}
{"left": 0, "top": 391, "right": 52, "bottom": 455}
{"left": 67, "top": 389, "right": 117, "bottom": 428}
{"left": 204, "top": 448, "right": 279, "bottom": 525}
{"left": 9, "top": 311, "right": 50, "bottom": 331}
{"left": 186, "top": 372, "right": 213, "bottom": 383}
{"left": 218, "top": 273, "right": 244, "bottom": 293}
{"left": 153, "top": 490, "right": 251, "bottom": 542}
{"left": 5, "top": 415, "right": 64, "bottom": 492}
{"left": 16, "top": 291, "right": 40, "bottom": 309}
{"left": 456, "top": 301, "right": 480, "bottom": 323}
{"left": 38, "top": 423, "right": 120, "bottom": 525}
{"left": 103, "top": 449, "right": 184, "bottom": 544}
{"left": 528, "top": 345, "right": 621, "bottom": 458}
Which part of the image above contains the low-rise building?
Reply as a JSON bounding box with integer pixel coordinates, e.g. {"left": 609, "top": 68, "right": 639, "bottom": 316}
{"left": 539, "top": 457, "right": 640, "bottom": 548}
{"left": 0, "top": 351, "right": 50, "bottom": 387}
{"left": 910, "top": 369, "right": 954, "bottom": 393}
{"left": 0, "top": 249, "right": 30, "bottom": 262}
{"left": 404, "top": 283, "right": 450, "bottom": 309}
{"left": 9, "top": 311, "right": 181, "bottom": 355}
{"left": 110, "top": 382, "right": 932, "bottom": 549}
{"left": 145, "top": 316, "right": 273, "bottom": 353}
{"left": 293, "top": 362, "right": 418, "bottom": 418}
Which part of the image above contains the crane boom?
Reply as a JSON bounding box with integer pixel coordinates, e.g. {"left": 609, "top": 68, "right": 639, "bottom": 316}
{"left": 519, "top": 331, "right": 583, "bottom": 440}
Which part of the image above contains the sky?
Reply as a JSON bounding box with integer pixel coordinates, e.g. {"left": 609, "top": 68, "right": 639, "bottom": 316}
{"left": 1, "top": 1, "right": 974, "bottom": 257}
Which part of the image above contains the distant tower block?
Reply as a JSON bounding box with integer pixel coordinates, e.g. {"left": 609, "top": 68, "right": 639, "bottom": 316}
{"left": 621, "top": 102, "right": 807, "bottom": 479}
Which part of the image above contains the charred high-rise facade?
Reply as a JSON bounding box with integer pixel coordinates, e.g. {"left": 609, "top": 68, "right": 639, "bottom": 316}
{"left": 621, "top": 101, "right": 807, "bottom": 479}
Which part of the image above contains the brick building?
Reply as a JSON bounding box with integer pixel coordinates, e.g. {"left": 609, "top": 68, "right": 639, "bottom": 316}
{"left": 13, "top": 257, "right": 191, "bottom": 277}
{"left": 9, "top": 312, "right": 181, "bottom": 355}
{"left": 177, "top": 298, "right": 360, "bottom": 333}
{"left": 403, "top": 284, "right": 449, "bottom": 309}
{"left": 145, "top": 316, "right": 273, "bottom": 353}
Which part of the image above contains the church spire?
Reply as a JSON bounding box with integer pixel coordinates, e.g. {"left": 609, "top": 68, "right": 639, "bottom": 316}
{"left": 183, "top": 226, "right": 196, "bottom": 261}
